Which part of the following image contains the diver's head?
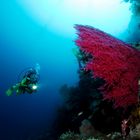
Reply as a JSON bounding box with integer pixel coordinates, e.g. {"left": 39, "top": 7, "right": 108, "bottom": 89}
{"left": 35, "top": 63, "right": 40, "bottom": 74}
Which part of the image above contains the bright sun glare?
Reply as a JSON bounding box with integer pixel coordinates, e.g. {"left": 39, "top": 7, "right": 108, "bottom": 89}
{"left": 18, "top": 0, "right": 131, "bottom": 37}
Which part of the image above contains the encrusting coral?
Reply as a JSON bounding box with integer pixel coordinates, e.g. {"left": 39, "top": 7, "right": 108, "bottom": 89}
{"left": 59, "top": 131, "right": 80, "bottom": 140}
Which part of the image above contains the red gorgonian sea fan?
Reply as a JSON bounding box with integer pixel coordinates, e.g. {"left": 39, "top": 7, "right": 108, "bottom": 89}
{"left": 75, "top": 24, "right": 140, "bottom": 108}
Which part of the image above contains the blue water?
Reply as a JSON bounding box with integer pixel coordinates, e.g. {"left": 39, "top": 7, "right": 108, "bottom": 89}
{"left": 0, "top": 1, "right": 79, "bottom": 140}
{"left": 0, "top": 0, "right": 132, "bottom": 140}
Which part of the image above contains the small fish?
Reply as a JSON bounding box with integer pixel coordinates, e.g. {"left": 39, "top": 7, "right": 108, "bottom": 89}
{"left": 77, "top": 112, "right": 83, "bottom": 116}
{"left": 72, "top": 111, "right": 83, "bottom": 122}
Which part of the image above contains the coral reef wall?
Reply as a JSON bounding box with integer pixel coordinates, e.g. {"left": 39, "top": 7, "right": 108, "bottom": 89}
{"left": 124, "top": 0, "right": 140, "bottom": 42}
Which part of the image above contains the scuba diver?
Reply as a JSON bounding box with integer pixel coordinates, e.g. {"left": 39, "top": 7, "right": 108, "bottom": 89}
{"left": 6, "top": 63, "right": 40, "bottom": 96}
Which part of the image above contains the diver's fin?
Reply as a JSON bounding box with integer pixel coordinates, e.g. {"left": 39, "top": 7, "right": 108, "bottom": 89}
{"left": 6, "top": 84, "right": 19, "bottom": 96}
{"left": 6, "top": 88, "right": 13, "bottom": 96}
